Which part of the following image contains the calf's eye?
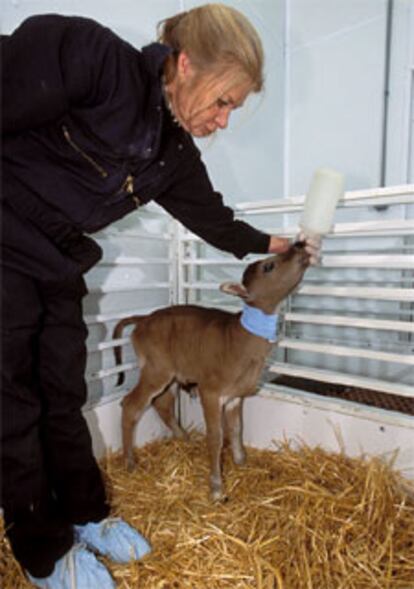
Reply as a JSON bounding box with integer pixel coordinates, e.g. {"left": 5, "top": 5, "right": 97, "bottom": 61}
{"left": 263, "top": 262, "right": 274, "bottom": 273}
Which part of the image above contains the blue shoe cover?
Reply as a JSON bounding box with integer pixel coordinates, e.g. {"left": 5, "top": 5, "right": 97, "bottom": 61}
{"left": 74, "top": 517, "right": 151, "bottom": 563}
{"left": 27, "top": 544, "right": 115, "bottom": 589}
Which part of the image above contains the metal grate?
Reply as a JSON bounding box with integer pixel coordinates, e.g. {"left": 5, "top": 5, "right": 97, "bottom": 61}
{"left": 272, "top": 375, "right": 414, "bottom": 416}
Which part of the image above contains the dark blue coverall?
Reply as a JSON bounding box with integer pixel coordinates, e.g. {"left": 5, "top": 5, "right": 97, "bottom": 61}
{"left": 1, "top": 15, "right": 271, "bottom": 576}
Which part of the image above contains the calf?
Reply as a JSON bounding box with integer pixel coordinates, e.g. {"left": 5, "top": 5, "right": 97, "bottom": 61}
{"left": 114, "top": 242, "right": 310, "bottom": 500}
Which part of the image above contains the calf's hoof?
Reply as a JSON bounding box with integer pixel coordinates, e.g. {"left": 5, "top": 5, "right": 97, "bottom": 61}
{"left": 173, "top": 428, "right": 189, "bottom": 441}
{"left": 233, "top": 450, "right": 246, "bottom": 466}
{"left": 211, "top": 489, "right": 229, "bottom": 503}
{"left": 210, "top": 481, "right": 227, "bottom": 503}
{"left": 124, "top": 454, "right": 136, "bottom": 472}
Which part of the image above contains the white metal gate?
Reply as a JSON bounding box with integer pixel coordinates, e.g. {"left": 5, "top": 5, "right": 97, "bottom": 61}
{"left": 175, "top": 184, "right": 414, "bottom": 403}
{"left": 83, "top": 204, "right": 174, "bottom": 408}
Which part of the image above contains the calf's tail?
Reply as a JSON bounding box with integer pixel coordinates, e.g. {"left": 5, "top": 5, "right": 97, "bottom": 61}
{"left": 113, "top": 316, "right": 143, "bottom": 386}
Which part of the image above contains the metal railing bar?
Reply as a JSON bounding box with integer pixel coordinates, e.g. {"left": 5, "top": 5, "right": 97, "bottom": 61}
{"left": 96, "top": 231, "right": 170, "bottom": 241}
{"left": 289, "top": 305, "right": 414, "bottom": 319}
{"left": 86, "top": 361, "right": 138, "bottom": 382}
{"left": 285, "top": 312, "right": 414, "bottom": 333}
{"left": 297, "top": 285, "right": 414, "bottom": 302}
{"left": 180, "top": 255, "right": 414, "bottom": 269}
{"left": 98, "top": 257, "right": 170, "bottom": 266}
{"left": 180, "top": 282, "right": 414, "bottom": 302}
{"left": 84, "top": 306, "right": 164, "bottom": 325}
{"left": 278, "top": 337, "right": 414, "bottom": 365}
{"left": 234, "top": 184, "right": 414, "bottom": 212}
{"left": 87, "top": 282, "right": 170, "bottom": 294}
{"left": 88, "top": 337, "right": 130, "bottom": 353}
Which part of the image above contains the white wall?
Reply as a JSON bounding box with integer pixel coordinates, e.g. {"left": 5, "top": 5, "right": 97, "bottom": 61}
{"left": 386, "top": 0, "right": 414, "bottom": 185}
{"left": 286, "top": 0, "right": 388, "bottom": 194}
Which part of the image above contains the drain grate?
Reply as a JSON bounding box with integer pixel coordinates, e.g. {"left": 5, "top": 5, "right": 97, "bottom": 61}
{"left": 271, "top": 375, "right": 414, "bottom": 416}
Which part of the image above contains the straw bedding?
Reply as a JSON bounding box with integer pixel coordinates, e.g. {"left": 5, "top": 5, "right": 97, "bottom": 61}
{"left": 1, "top": 434, "right": 414, "bottom": 588}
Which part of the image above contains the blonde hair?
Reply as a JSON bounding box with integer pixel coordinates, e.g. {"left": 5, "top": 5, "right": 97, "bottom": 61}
{"left": 158, "top": 3, "right": 264, "bottom": 93}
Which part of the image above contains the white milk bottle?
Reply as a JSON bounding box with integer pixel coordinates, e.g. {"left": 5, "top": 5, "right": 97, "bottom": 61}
{"left": 300, "top": 168, "right": 345, "bottom": 238}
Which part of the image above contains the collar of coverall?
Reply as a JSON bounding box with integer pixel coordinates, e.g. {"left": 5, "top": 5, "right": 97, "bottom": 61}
{"left": 140, "top": 42, "right": 173, "bottom": 79}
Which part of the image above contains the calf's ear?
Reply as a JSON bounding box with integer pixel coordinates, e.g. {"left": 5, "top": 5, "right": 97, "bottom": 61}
{"left": 219, "top": 281, "right": 251, "bottom": 300}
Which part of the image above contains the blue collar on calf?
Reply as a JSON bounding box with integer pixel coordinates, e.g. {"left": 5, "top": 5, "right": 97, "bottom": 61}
{"left": 240, "top": 303, "right": 279, "bottom": 342}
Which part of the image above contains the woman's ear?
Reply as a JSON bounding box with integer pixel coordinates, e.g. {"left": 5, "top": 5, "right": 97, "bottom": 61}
{"left": 176, "top": 51, "right": 194, "bottom": 80}
{"left": 219, "top": 281, "right": 252, "bottom": 301}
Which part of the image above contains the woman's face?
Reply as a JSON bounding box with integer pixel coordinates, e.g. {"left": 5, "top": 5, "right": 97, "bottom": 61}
{"left": 165, "top": 53, "right": 252, "bottom": 138}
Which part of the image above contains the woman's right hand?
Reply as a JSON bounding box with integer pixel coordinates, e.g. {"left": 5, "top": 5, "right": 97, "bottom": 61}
{"left": 268, "top": 235, "right": 291, "bottom": 254}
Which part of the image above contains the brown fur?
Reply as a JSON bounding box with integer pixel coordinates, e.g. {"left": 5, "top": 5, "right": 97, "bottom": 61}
{"left": 114, "top": 243, "right": 309, "bottom": 500}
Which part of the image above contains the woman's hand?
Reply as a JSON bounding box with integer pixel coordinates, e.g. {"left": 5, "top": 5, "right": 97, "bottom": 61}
{"left": 297, "top": 231, "right": 322, "bottom": 266}
{"left": 268, "top": 236, "right": 291, "bottom": 254}
{"left": 268, "top": 233, "right": 322, "bottom": 265}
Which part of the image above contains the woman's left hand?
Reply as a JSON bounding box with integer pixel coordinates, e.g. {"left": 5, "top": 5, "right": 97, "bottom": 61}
{"left": 297, "top": 231, "right": 322, "bottom": 266}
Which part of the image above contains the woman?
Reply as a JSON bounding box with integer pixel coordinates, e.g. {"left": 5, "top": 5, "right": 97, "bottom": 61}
{"left": 1, "top": 5, "right": 320, "bottom": 588}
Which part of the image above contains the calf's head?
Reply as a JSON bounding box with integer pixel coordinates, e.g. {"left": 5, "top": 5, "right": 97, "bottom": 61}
{"left": 220, "top": 241, "right": 310, "bottom": 314}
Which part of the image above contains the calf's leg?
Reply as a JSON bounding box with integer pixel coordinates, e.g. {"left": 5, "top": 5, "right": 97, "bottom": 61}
{"left": 224, "top": 398, "right": 246, "bottom": 465}
{"left": 121, "top": 369, "right": 171, "bottom": 470}
{"left": 200, "top": 392, "right": 225, "bottom": 501}
{"left": 152, "top": 384, "right": 188, "bottom": 440}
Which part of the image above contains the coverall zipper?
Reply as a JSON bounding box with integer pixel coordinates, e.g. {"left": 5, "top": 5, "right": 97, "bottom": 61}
{"left": 121, "top": 173, "right": 141, "bottom": 207}
{"left": 63, "top": 126, "right": 140, "bottom": 207}
{"left": 62, "top": 125, "right": 108, "bottom": 178}
{"left": 122, "top": 174, "right": 134, "bottom": 194}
